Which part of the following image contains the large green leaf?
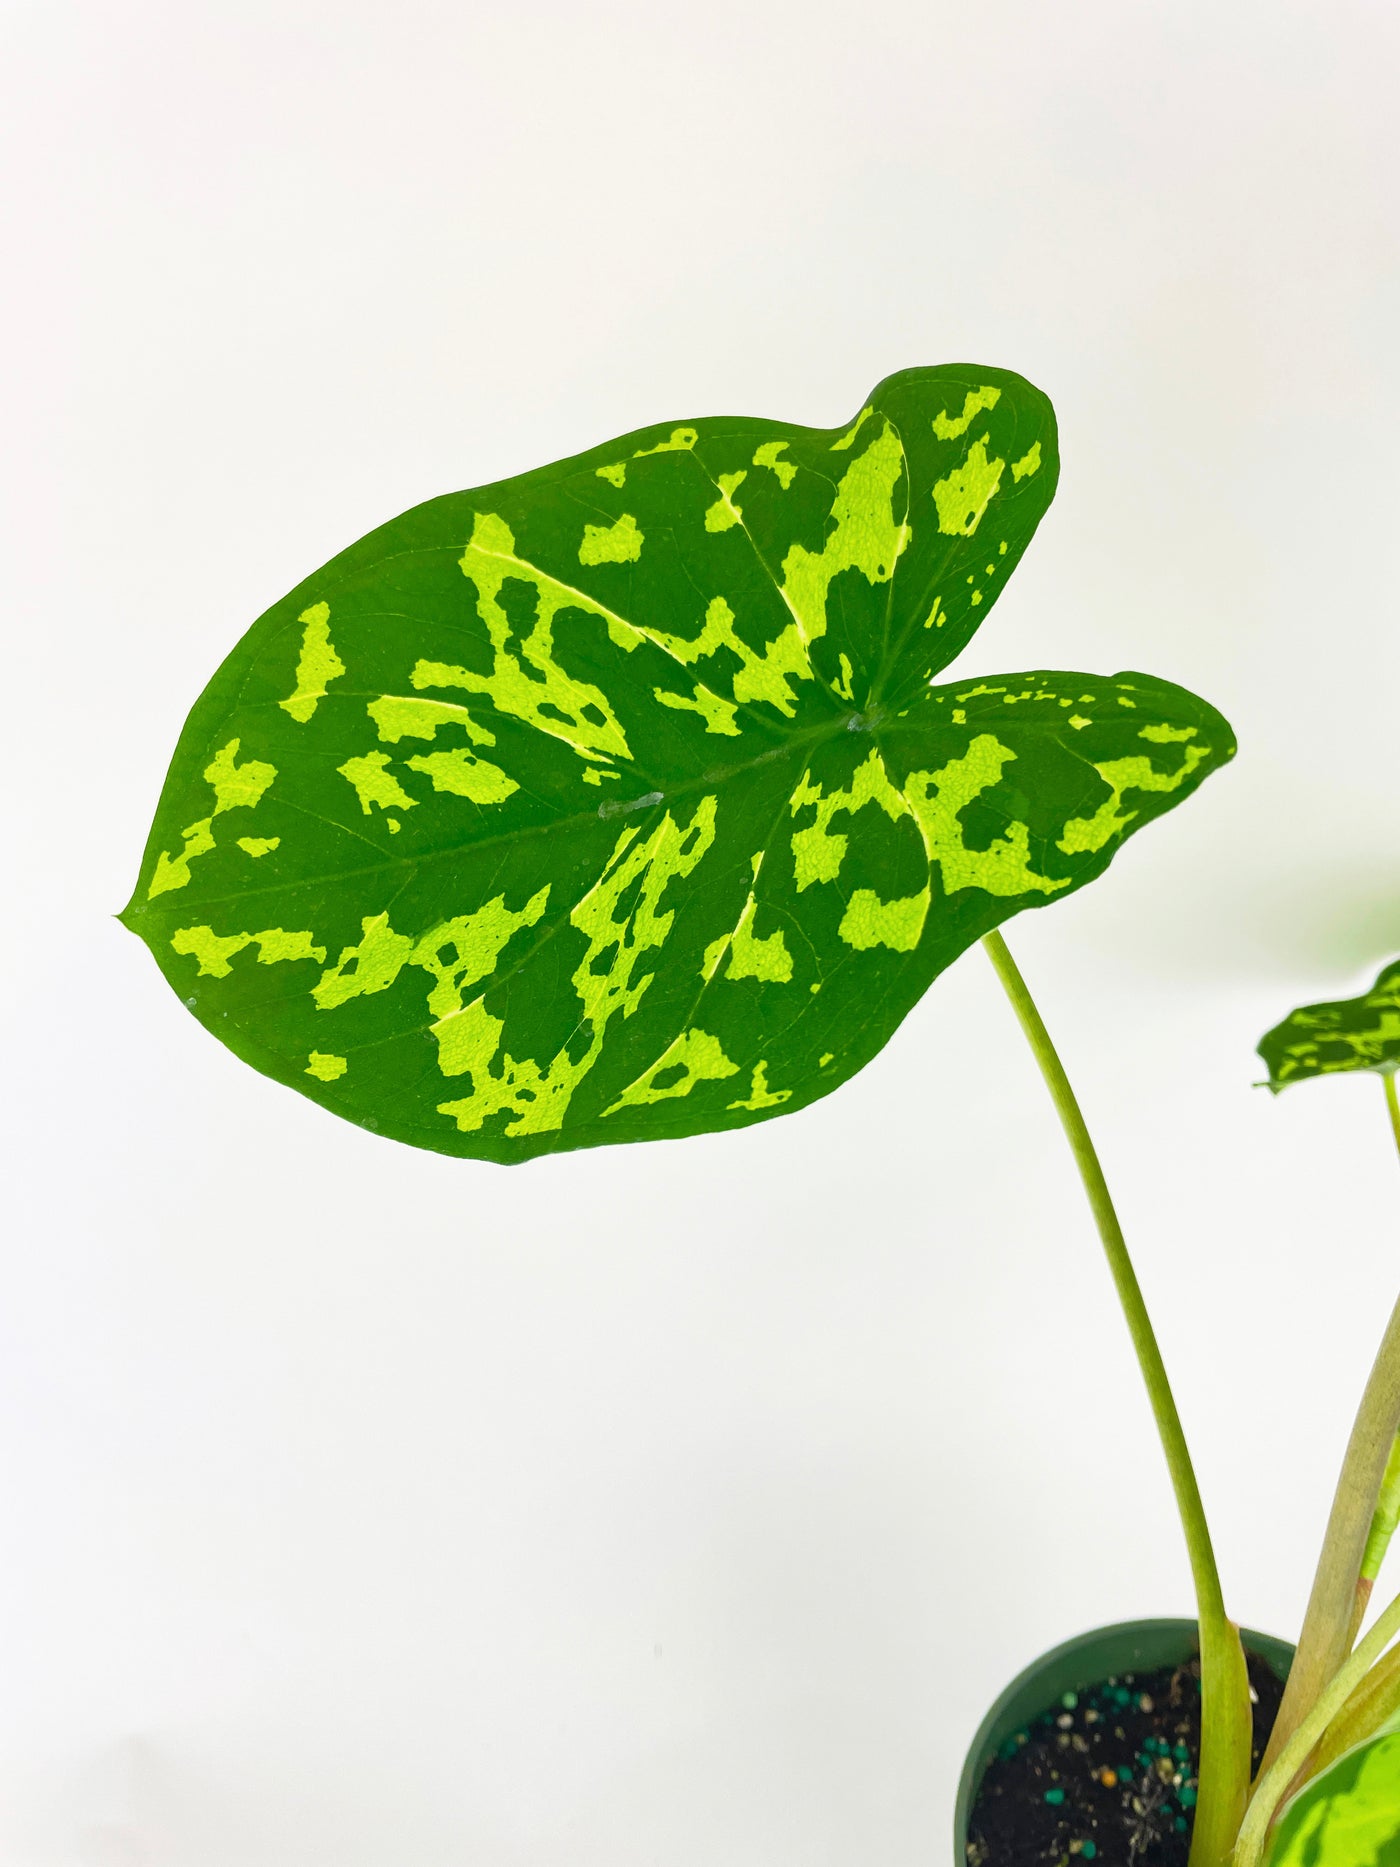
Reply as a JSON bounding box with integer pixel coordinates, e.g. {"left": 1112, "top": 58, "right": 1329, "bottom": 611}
{"left": 1258, "top": 958, "right": 1400, "bottom": 1091}
{"left": 1264, "top": 1721, "right": 1400, "bottom": 1867}
{"left": 122, "top": 365, "right": 1234, "bottom": 1164}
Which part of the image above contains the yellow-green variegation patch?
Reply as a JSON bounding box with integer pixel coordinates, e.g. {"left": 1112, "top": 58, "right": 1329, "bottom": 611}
{"left": 123, "top": 365, "right": 1235, "bottom": 1163}
{"left": 1257, "top": 959, "right": 1400, "bottom": 1090}
{"left": 1264, "top": 1722, "right": 1400, "bottom": 1867}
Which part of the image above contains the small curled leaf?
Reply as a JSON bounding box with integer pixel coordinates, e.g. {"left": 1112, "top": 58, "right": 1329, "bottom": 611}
{"left": 1258, "top": 958, "right": 1400, "bottom": 1091}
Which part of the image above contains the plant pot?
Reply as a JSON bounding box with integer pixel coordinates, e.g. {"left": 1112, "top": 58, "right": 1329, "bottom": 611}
{"left": 953, "top": 1618, "right": 1296, "bottom": 1864}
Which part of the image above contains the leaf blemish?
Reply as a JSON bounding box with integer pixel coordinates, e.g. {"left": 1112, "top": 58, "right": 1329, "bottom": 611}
{"left": 599, "top": 790, "right": 664, "bottom": 820}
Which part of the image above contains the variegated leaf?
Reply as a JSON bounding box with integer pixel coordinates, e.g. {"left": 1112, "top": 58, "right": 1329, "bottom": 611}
{"left": 1258, "top": 959, "right": 1400, "bottom": 1091}
{"left": 122, "top": 365, "right": 1234, "bottom": 1163}
{"left": 1264, "top": 1722, "right": 1400, "bottom": 1867}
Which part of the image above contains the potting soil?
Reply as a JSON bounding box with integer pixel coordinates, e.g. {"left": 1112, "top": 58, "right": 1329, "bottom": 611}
{"left": 966, "top": 1648, "right": 1285, "bottom": 1866}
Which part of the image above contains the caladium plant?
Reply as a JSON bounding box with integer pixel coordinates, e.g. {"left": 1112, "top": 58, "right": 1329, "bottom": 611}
{"left": 120, "top": 366, "right": 1230, "bottom": 1163}
{"left": 123, "top": 367, "right": 1399, "bottom": 1865}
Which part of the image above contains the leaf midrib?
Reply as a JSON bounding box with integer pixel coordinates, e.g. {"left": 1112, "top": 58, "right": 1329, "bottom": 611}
{"left": 132, "top": 706, "right": 887, "bottom": 918}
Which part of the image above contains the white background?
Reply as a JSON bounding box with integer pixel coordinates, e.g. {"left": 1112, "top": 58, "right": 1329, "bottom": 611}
{"left": 3, "top": 3, "right": 1399, "bottom": 1862}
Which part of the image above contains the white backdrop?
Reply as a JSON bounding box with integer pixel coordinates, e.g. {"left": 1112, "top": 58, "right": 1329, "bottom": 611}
{"left": 4, "top": 3, "right": 1399, "bottom": 1863}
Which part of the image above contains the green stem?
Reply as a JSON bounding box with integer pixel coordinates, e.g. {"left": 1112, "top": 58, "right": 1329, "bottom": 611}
{"left": 1309, "top": 1633, "right": 1400, "bottom": 1778}
{"left": 1359, "top": 1432, "right": 1400, "bottom": 1592}
{"left": 1343, "top": 1576, "right": 1372, "bottom": 1656}
{"left": 1342, "top": 1420, "right": 1400, "bottom": 1652}
{"left": 1255, "top": 1083, "right": 1400, "bottom": 1782}
{"left": 1234, "top": 1586, "right": 1400, "bottom": 1867}
{"left": 982, "top": 931, "right": 1251, "bottom": 1867}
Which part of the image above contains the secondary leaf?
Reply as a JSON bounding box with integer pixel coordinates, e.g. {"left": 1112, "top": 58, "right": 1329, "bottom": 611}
{"left": 1258, "top": 958, "right": 1400, "bottom": 1091}
{"left": 123, "top": 365, "right": 1234, "bottom": 1163}
{"left": 1264, "top": 1720, "right": 1400, "bottom": 1867}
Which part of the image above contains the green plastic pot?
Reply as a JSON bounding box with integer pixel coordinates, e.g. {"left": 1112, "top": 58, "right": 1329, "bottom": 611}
{"left": 953, "top": 1618, "right": 1296, "bottom": 1864}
